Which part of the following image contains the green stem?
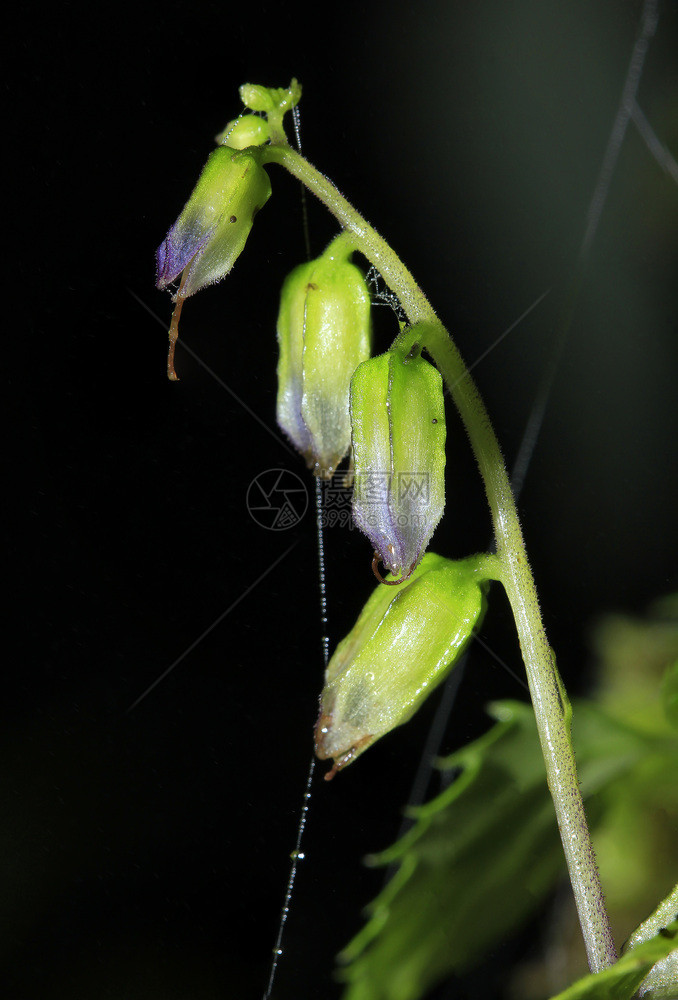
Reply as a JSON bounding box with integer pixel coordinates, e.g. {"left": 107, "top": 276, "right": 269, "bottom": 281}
{"left": 263, "top": 143, "right": 618, "bottom": 972}
{"left": 322, "top": 228, "right": 358, "bottom": 263}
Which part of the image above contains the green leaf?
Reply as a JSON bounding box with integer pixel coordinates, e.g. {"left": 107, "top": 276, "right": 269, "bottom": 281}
{"left": 338, "top": 701, "right": 651, "bottom": 1000}
{"left": 624, "top": 884, "right": 678, "bottom": 999}
{"left": 661, "top": 661, "right": 678, "bottom": 731}
{"left": 546, "top": 920, "right": 678, "bottom": 1000}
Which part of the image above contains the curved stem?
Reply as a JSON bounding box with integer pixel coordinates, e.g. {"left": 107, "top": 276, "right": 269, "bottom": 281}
{"left": 263, "top": 146, "right": 437, "bottom": 325}
{"left": 263, "top": 143, "right": 618, "bottom": 971}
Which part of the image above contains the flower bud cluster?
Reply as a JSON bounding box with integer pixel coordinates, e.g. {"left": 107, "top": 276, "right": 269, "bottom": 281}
{"left": 154, "top": 82, "right": 494, "bottom": 780}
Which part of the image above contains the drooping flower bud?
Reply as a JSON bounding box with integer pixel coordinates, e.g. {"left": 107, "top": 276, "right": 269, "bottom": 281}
{"left": 314, "top": 553, "right": 488, "bottom": 777}
{"left": 156, "top": 147, "right": 271, "bottom": 298}
{"left": 215, "top": 114, "right": 271, "bottom": 149}
{"left": 276, "top": 234, "right": 371, "bottom": 478}
{"left": 156, "top": 146, "right": 271, "bottom": 379}
{"left": 350, "top": 342, "right": 446, "bottom": 581}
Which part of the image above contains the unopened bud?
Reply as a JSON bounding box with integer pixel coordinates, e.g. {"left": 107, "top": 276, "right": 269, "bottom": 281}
{"left": 155, "top": 146, "right": 271, "bottom": 378}
{"left": 156, "top": 147, "right": 270, "bottom": 299}
{"left": 315, "top": 553, "right": 487, "bottom": 776}
{"left": 239, "top": 80, "right": 302, "bottom": 115}
{"left": 276, "top": 235, "right": 371, "bottom": 478}
{"left": 215, "top": 115, "right": 271, "bottom": 149}
{"left": 350, "top": 342, "right": 446, "bottom": 581}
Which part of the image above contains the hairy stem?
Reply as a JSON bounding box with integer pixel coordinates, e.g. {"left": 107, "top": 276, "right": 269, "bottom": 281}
{"left": 263, "top": 142, "right": 618, "bottom": 971}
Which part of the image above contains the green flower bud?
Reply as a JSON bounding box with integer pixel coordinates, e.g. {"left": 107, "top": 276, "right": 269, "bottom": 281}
{"left": 276, "top": 235, "right": 371, "bottom": 478}
{"left": 156, "top": 146, "right": 271, "bottom": 300}
{"left": 239, "top": 83, "right": 277, "bottom": 113}
{"left": 156, "top": 146, "right": 271, "bottom": 379}
{"left": 215, "top": 115, "right": 271, "bottom": 149}
{"left": 314, "top": 553, "right": 488, "bottom": 777}
{"left": 239, "top": 79, "right": 302, "bottom": 115}
{"left": 350, "top": 342, "right": 446, "bottom": 581}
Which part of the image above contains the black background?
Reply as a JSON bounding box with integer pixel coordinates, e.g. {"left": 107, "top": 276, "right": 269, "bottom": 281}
{"left": 10, "top": 2, "right": 678, "bottom": 998}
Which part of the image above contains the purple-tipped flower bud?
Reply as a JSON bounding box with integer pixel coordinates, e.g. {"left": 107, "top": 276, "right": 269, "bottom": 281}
{"left": 350, "top": 342, "right": 446, "bottom": 582}
{"left": 156, "top": 146, "right": 270, "bottom": 299}
{"left": 276, "top": 235, "right": 371, "bottom": 478}
{"left": 155, "top": 145, "right": 271, "bottom": 378}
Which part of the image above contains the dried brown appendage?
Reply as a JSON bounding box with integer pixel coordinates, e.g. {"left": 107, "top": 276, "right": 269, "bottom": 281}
{"left": 166, "top": 271, "right": 190, "bottom": 382}
{"left": 166, "top": 294, "right": 185, "bottom": 382}
{"left": 371, "top": 550, "right": 414, "bottom": 587}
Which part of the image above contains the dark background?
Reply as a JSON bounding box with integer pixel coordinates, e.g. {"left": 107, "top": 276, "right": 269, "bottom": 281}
{"left": 10, "top": 1, "right": 678, "bottom": 998}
